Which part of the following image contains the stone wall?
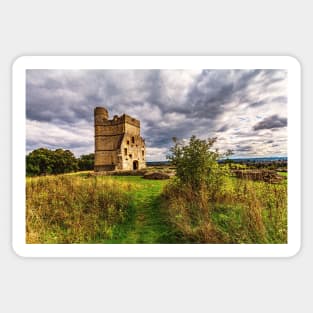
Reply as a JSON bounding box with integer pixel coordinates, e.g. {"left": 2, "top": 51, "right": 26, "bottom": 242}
{"left": 94, "top": 107, "right": 146, "bottom": 171}
{"left": 120, "top": 134, "right": 146, "bottom": 170}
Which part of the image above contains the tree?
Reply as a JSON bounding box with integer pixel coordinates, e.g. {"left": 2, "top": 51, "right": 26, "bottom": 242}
{"left": 167, "top": 136, "right": 228, "bottom": 192}
{"left": 26, "top": 148, "right": 54, "bottom": 176}
{"left": 78, "top": 153, "right": 95, "bottom": 171}
{"left": 52, "top": 149, "right": 78, "bottom": 174}
{"left": 26, "top": 148, "right": 78, "bottom": 176}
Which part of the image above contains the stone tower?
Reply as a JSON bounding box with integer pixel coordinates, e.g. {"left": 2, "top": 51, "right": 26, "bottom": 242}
{"left": 94, "top": 107, "right": 146, "bottom": 171}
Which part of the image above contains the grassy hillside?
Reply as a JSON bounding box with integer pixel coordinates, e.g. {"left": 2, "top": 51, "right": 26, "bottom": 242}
{"left": 26, "top": 173, "right": 287, "bottom": 244}
{"left": 162, "top": 176, "right": 287, "bottom": 243}
{"left": 26, "top": 175, "right": 173, "bottom": 243}
{"left": 27, "top": 175, "right": 134, "bottom": 243}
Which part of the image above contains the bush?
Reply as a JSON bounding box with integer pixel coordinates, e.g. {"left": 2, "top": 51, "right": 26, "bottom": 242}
{"left": 162, "top": 136, "right": 287, "bottom": 243}
{"left": 162, "top": 136, "right": 231, "bottom": 242}
{"left": 167, "top": 136, "right": 228, "bottom": 191}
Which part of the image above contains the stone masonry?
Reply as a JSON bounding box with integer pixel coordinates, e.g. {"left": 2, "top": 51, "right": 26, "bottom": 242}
{"left": 94, "top": 107, "right": 146, "bottom": 171}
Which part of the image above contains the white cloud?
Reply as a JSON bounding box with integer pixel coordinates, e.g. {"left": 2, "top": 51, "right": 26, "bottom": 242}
{"left": 26, "top": 119, "right": 93, "bottom": 156}
{"left": 145, "top": 147, "right": 169, "bottom": 161}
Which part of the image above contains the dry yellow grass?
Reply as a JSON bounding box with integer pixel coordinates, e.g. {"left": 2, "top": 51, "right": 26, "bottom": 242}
{"left": 26, "top": 175, "right": 135, "bottom": 243}
{"left": 161, "top": 177, "right": 287, "bottom": 243}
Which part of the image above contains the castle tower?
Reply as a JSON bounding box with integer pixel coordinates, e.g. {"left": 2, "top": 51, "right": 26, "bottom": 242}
{"left": 94, "top": 107, "right": 146, "bottom": 171}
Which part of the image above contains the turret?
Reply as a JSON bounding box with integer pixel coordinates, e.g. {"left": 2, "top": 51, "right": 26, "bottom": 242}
{"left": 94, "top": 107, "right": 109, "bottom": 125}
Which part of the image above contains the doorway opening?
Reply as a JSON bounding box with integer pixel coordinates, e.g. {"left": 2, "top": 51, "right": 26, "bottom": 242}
{"left": 133, "top": 160, "right": 139, "bottom": 170}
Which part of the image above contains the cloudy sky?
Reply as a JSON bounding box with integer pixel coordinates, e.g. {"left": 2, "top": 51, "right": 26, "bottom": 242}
{"left": 26, "top": 69, "right": 287, "bottom": 160}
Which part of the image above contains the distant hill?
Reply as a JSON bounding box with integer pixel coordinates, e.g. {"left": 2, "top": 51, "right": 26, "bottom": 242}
{"left": 147, "top": 157, "right": 287, "bottom": 166}
{"left": 146, "top": 161, "right": 170, "bottom": 166}
{"left": 220, "top": 157, "right": 287, "bottom": 163}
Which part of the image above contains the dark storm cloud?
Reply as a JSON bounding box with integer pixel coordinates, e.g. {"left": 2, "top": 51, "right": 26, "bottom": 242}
{"left": 27, "top": 71, "right": 97, "bottom": 124}
{"left": 145, "top": 128, "right": 175, "bottom": 147}
{"left": 26, "top": 69, "right": 283, "bottom": 124}
{"left": 235, "top": 144, "right": 253, "bottom": 153}
{"left": 217, "top": 125, "right": 229, "bottom": 132}
{"left": 182, "top": 69, "right": 284, "bottom": 122}
{"left": 26, "top": 69, "right": 287, "bottom": 158}
{"left": 143, "top": 113, "right": 212, "bottom": 148}
{"left": 233, "top": 130, "right": 256, "bottom": 138}
{"left": 249, "top": 95, "right": 287, "bottom": 108}
{"left": 262, "top": 74, "right": 286, "bottom": 88}
{"left": 253, "top": 115, "right": 287, "bottom": 131}
{"left": 272, "top": 96, "right": 287, "bottom": 104}
{"left": 250, "top": 100, "right": 267, "bottom": 107}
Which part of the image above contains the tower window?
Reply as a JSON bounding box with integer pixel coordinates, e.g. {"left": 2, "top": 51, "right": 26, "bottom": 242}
{"left": 127, "top": 140, "right": 130, "bottom": 145}
{"left": 131, "top": 137, "right": 135, "bottom": 144}
{"left": 124, "top": 148, "right": 127, "bottom": 156}
{"left": 129, "top": 154, "right": 132, "bottom": 159}
{"left": 142, "top": 150, "right": 144, "bottom": 157}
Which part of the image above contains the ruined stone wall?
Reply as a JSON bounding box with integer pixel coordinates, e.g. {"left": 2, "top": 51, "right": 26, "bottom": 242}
{"left": 120, "top": 134, "right": 146, "bottom": 170}
{"left": 94, "top": 107, "right": 146, "bottom": 171}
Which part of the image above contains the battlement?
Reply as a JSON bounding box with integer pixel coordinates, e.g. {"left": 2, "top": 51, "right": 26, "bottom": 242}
{"left": 123, "top": 114, "right": 140, "bottom": 127}
{"left": 94, "top": 107, "right": 140, "bottom": 128}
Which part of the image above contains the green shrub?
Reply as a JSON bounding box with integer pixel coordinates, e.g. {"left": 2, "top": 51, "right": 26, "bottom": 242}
{"left": 162, "top": 136, "right": 287, "bottom": 243}
{"left": 167, "top": 136, "right": 229, "bottom": 192}
{"left": 162, "top": 136, "right": 231, "bottom": 242}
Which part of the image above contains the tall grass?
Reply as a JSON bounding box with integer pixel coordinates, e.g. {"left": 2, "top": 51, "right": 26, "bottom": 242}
{"left": 26, "top": 173, "right": 287, "bottom": 244}
{"left": 26, "top": 175, "right": 134, "bottom": 243}
{"left": 161, "top": 180, "right": 222, "bottom": 243}
{"left": 161, "top": 176, "right": 287, "bottom": 244}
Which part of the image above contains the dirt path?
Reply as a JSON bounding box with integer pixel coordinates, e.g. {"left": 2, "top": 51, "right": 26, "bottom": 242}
{"left": 121, "top": 180, "right": 172, "bottom": 243}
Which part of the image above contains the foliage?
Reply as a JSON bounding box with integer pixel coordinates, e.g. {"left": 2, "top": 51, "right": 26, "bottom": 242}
{"left": 162, "top": 176, "right": 287, "bottom": 244}
{"left": 167, "top": 136, "right": 230, "bottom": 192}
{"left": 163, "top": 136, "right": 230, "bottom": 242}
{"left": 78, "top": 153, "right": 95, "bottom": 171}
{"left": 53, "top": 149, "right": 79, "bottom": 174}
{"left": 26, "top": 148, "right": 78, "bottom": 176}
{"left": 162, "top": 136, "right": 287, "bottom": 243}
{"left": 161, "top": 179, "right": 222, "bottom": 243}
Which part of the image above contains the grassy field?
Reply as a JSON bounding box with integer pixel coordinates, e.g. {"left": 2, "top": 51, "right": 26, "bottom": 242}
{"left": 26, "top": 172, "right": 287, "bottom": 244}
{"left": 26, "top": 174, "right": 174, "bottom": 243}
{"left": 278, "top": 171, "right": 288, "bottom": 177}
{"left": 96, "top": 176, "right": 175, "bottom": 243}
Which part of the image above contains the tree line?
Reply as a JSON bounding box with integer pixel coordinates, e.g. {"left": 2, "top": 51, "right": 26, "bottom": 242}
{"left": 26, "top": 148, "right": 94, "bottom": 176}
